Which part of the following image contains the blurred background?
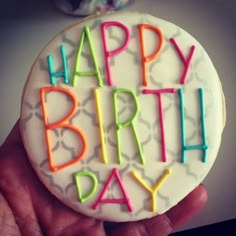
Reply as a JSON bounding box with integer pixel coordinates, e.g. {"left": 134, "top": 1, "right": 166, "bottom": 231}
{"left": 0, "top": 0, "right": 235, "bottom": 233}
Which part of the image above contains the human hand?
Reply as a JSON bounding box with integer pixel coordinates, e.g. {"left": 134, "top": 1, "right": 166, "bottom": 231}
{"left": 0, "top": 120, "right": 207, "bottom": 236}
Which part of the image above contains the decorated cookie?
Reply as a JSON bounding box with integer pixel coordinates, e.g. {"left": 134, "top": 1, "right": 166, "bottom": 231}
{"left": 20, "top": 12, "right": 225, "bottom": 222}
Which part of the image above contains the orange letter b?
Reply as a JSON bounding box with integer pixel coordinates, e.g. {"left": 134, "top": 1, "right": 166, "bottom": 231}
{"left": 40, "top": 86, "right": 87, "bottom": 172}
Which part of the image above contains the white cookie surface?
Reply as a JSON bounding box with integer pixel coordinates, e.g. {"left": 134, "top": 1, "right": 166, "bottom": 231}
{"left": 20, "top": 12, "right": 225, "bottom": 222}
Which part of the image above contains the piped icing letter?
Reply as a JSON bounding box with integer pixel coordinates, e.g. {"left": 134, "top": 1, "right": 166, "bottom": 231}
{"left": 40, "top": 86, "right": 87, "bottom": 172}
{"left": 47, "top": 45, "right": 70, "bottom": 85}
{"left": 72, "top": 26, "right": 103, "bottom": 87}
{"left": 94, "top": 88, "right": 108, "bottom": 164}
{"left": 92, "top": 168, "right": 133, "bottom": 212}
{"left": 178, "top": 88, "right": 208, "bottom": 163}
{"left": 132, "top": 169, "right": 171, "bottom": 212}
{"left": 170, "top": 38, "right": 195, "bottom": 85}
{"left": 143, "top": 89, "right": 176, "bottom": 162}
{"left": 101, "top": 21, "right": 130, "bottom": 86}
{"left": 138, "top": 24, "right": 163, "bottom": 86}
{"left": 74, "top": 171, "right": 98, "bottom": 203}
{"left": 113, "top": 88, "right": 144, "bottom": 165}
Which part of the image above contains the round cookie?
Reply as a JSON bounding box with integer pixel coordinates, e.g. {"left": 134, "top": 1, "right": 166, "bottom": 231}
{"left": 20, "top": 11, "right": 225, "bottom": 222}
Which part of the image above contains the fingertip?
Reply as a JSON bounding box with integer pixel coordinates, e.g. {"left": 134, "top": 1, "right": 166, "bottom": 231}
{"left": 193, "top": 184, "right": 208, "bottom": 207}
{"left": 1, "top": 120, "right": 22, "bottom": 149}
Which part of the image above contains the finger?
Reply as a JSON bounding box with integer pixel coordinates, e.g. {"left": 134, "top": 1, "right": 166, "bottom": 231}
{"left": 0, "top": 192, "right": 21, "bottom": 236}
{"left": 0, "top": 120, "right": 22, "bottom": 150}
{"left": 0, "top": 120, "right": 44, "bottom": 235}
{"left": 108, "top": 185, "right": 207, "bottom": 236}
{"left": 165, "top": 184, "right": 208, "bottom": 230}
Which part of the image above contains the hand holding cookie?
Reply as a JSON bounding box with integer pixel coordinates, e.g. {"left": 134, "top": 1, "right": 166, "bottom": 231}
{"left": 0, "top": 120, "right": 207, "bottom": 236}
